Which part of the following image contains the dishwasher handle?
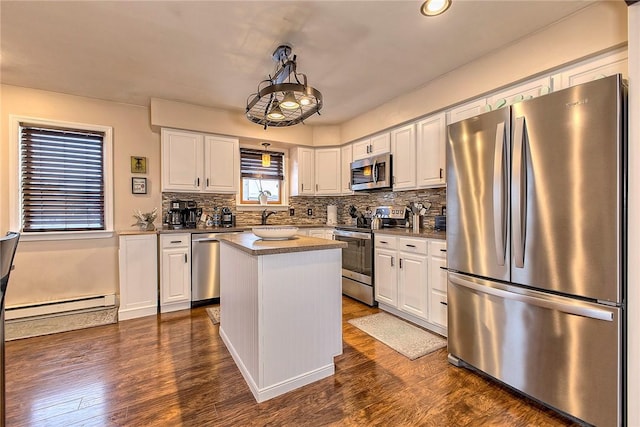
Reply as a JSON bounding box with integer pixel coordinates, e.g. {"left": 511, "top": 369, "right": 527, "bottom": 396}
{"left": 192, "top": 238, "right": 220, "bottom": 243}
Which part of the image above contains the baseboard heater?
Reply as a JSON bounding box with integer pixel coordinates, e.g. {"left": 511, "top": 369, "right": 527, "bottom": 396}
{"left": 5, "top": 294, "right": 117, "bottom": 321}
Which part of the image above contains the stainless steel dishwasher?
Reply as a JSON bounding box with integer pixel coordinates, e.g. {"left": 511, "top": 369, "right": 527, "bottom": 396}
{"left": 191, "top": 233, "right": 221, "bottom": 307}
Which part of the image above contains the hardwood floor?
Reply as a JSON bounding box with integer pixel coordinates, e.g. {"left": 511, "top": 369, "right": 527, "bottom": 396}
{"left": 5, "top": 297, "right": 579, "bottom": 426}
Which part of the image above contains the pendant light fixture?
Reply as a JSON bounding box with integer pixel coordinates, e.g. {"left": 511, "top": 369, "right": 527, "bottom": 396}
{"left": 261, "top": 142, "right": 271, "bottom": 167}
{"left": 420, "top": 0, "right": 452, "bottom": 16}
{"left": 246, "top": 45, "right": 323, "bottom": 129}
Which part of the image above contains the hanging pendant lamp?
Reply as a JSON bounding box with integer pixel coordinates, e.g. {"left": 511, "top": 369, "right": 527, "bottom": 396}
{"left": 261, "top": 143, "right": 271, "bottom": 167}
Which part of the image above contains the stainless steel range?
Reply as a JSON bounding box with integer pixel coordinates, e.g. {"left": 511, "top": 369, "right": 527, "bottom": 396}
{"left": 333, "top": 226, "right": 374, "bottom": 305}
{"left": 333, "top": 205, "right": 407, "bottom": 306}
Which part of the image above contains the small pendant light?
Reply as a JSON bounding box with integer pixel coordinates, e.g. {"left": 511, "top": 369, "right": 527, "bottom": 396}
{"left": 262, "top": 142, "right": 271, "bottom": 167}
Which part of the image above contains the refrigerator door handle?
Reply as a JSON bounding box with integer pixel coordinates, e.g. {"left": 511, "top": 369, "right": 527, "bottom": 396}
{"left": 449, "top": 274, "right": 614, "bottom": 322}
{"left": 512, "top": 116, "right": 527, "bottom": 268}
{"left": 493, "top": 121, "right": 507, "bottom": 266}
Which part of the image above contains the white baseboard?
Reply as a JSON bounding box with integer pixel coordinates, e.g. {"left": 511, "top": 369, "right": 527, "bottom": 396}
{"left": 5, "top": 294, "right": 117, "bottom": 320}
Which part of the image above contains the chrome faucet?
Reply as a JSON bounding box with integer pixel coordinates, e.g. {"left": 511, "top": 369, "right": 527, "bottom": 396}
{"left": 261, "top": 209, "right": 277, "bottom": 225}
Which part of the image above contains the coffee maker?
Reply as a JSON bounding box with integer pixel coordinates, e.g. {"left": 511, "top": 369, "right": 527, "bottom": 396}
{"left": 183, "top": 201, "right": 202, "bottom": 229}
{"left": 166, "top": 200, "right": 201, "bottom": 229}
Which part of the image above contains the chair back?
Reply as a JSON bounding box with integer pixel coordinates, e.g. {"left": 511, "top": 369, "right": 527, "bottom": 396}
{"left": 0, "top": 232, "right": 20, "bottom": 296}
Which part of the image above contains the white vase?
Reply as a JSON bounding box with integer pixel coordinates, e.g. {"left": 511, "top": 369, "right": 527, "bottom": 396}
{"left": 259, "top": 193, "right": 268, "bottom": 205}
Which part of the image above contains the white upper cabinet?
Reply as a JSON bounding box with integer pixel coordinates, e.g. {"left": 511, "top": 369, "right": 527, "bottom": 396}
{"left": 446, "top": 98, "right": 488, "bottom": 124}
{"left": 352, "top": 132, "right": 391, "bottom": 161}
{"left": 341, "top": 144, "right": 353, "bottom": 195}
{"left": 391, "top": 124, "right": 416, "bottom": 191}
{"left": 161, "top": 128, "right": 239, "bottom": 193}
{"left": 204, "top": 135, "right": 239, "bottom": 193}
{"left": 487, "top": 76, "right": 553, "bottom": 110}
{"left": 290, "top": 147, "right": 315, "bottom": 196}
{"left": 555, "top": 49, "right": 627, "bottom": 90}
{"left": 315, "top": 147, "right": 341, "bottom": 195}
{"left": 161, "top": 128, "right": 203, "bottom": 192}
{"left": 416, "top": 112, "right": 446, "bottom": 188}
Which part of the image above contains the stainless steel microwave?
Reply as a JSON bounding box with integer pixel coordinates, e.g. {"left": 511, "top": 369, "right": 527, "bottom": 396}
{"left": 350, "top": 153, "right": 392, "bottom": 191}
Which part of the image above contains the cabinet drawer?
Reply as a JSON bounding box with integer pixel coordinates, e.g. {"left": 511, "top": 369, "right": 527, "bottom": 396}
{"left": 429, "top": 240, "right": 447, "bottom": 258}
{"left": 375, "top": 235, "right": 397, "bottom": 249}
{"left": 160, "top": 234, "right": 190, "bottom": 248}
{"left": 430, "top": 290, "right": 448, "bottom": 329}
{"left": 398, "top": 238, "right": 428, "bottom": 254}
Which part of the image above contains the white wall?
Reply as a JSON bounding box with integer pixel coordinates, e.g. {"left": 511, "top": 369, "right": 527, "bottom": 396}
{"left": 627, "top": 4, "right": 639, "bottom": 426}
{"left": 0, "top": 85, "right": 161, "bottom": 306}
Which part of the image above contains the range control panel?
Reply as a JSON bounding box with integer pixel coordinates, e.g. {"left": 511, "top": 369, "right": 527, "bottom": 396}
{"left": 374, "top": 205, "right": 406, "bottom": 219}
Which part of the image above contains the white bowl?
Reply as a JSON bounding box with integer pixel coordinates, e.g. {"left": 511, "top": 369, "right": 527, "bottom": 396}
{"left": 252, "top": 226, "right": 299, "bottom": 240}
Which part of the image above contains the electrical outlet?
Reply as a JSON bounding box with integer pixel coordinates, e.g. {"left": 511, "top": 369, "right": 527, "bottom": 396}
{"left": 289, "top": 208, "right": 295, "bottom": 216}
{"left": 307, "top": 208, "right": 313, "bottom": 216}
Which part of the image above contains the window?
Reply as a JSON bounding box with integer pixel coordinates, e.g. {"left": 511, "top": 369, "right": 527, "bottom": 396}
{"left": 10, "top": 116, "right": 113, "bottom": 239}
{"left": 239, "top": 147, "right": 285, "bottom": 205}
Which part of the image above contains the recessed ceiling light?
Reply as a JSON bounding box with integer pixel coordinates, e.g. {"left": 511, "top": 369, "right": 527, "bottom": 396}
{"left": 420, "top": 0, "right": 452, "bottom": 16}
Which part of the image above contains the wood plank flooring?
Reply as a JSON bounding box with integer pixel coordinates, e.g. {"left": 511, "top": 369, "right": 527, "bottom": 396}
{"left": 5, "top": 297, "right": 580, "bottom": 426}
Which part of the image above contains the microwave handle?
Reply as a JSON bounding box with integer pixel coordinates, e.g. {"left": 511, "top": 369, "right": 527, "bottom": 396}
{"left": 373, "top": 159, "right": 378, "bottom": 183}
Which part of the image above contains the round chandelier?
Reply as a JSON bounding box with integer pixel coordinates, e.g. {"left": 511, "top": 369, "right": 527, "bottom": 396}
{"left": 246, "top": 45, "right": 323, "bottom": 129}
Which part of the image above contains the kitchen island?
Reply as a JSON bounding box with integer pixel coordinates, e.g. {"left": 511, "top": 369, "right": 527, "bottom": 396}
{"left": 217, "top": 232, "right": 347, "bottom": 402}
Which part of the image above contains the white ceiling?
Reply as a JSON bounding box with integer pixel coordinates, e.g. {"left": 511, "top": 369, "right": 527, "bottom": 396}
{"left": 1, "top": 0, "right": 597, "bottom": 125}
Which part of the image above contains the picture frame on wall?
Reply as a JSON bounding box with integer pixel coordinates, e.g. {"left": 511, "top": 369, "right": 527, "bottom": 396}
{"left": 132, "top": 177, "right": 147, "bottom": 194}
{"left": 130, "top": 156, "right": 147, "bottom": 174}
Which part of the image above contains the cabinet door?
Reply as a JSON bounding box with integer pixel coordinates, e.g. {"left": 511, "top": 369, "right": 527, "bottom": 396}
{"left": 352, "top": 138, "right": 372, "bottom": 161}
{"left": 370, "top": 132, "right": 391, "bottom": 156}
{"left": 118, "top": 234, "right": 158, "bottom": 320}
{"left": 161, "top": 128, "right": 203, "bottom": 192}
{"left": 204, "top": 135, "right": 239, "bottom": 193}
{"left": 416, "top": 113, "right": 446, "bottom": 188}
{"left": 315, "top": 148, "right": 341, "bottom": 195}
{"left": 374, "top": 248, "right": 397, "bottom": 306}
{"left": 160, "top": 247, "right": 191, "bottom": 312}
{"left": 429, "top": 241, "right": 448, "bottom": 329}
{"left": 487, "top": 76, "right": 553, "bottom": 110}
{"left": 446, "top": 98, "right": 488, "bottom": 124}
{"left": 557, "top": 49, "right": 627, "bottom": 89}
{"left": 341, "top": 144, "right": 353, "bottom": 194}
{"left": 398, "top": 252, "right": 429, "bottom": 320}
{"left": 391, "top": 124, "right": 416, "bottom": 190}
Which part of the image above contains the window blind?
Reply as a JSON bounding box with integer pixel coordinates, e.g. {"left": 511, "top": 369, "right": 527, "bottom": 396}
{"left": 240, "top": 148, "right": 284, "bottom": 180}
{"left": 20, "top": 124, "right": 106, "bottom": 232}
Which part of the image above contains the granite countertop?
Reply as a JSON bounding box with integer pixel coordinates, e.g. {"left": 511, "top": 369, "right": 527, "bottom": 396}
{"left": 218, "top": 232, "right": 347, "bottom": 256}
{"left": 373, "top": 228, "right": 446, "bottom": 240}
{"left": 157, "top": 223, "right": 336, "bottom": 234}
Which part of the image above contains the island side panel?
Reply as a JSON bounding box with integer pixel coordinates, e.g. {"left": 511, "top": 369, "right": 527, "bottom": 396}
{"left": 259, "top": 248, "right": 343, "bottom": 388}
{"left": 219, "top": 243, "right": 260, "bottom": 387}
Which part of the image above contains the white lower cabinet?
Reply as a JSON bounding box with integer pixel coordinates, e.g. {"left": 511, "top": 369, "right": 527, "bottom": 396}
{"left": 160, "top": 233, "right": 191, "bottom": 313}
{"left": 118, "top": 234, "right": 158, "bottom": 320}
{"left": 428, "top": 240, "right": 448, "bottom": 330}
{"left": 374, "top": 234, "right": 447, "bottom": 336}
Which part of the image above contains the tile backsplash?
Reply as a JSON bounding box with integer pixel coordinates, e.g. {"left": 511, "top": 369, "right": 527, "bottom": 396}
{"left": 162, "top": 187, "right": 446, "bottom": 229}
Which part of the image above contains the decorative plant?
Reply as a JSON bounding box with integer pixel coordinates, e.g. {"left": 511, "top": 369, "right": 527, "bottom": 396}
{"left": 132, "top": 207, "right": 158, "bottom": 230}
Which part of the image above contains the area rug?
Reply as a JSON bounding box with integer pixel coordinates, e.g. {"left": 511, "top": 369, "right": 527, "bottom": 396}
{"left": 5, "top": 307, "right": 118, "bottom": 341}
{"left": 348, "top": 312, "right": 446, "bottom": 360}
{"left": 206, "top": 305, "right": 220, "bottom": 325}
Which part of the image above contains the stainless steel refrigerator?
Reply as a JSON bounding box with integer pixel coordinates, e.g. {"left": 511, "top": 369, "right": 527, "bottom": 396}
{"left": 446, "top": 74, "right": 626, "bottom": 427}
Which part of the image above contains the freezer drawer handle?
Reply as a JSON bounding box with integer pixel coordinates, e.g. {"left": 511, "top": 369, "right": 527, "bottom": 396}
{"left": 512, "top": 116, "right": 527, "bottom": 268}
{"left": 449, "top": 274, "right": 613, "bottom": 322}
{"left": 493, "top": 121, "right": 507, "bottom": 266}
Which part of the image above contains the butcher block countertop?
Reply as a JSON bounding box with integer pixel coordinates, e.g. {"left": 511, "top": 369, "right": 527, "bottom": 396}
{"left": 217, "top": 232, "right": 347, "bottom": 256}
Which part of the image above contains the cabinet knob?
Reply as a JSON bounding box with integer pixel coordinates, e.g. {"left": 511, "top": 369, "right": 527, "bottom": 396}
{"left": 316, "top": 184, "right": 318, "bottom": 191}
{"left": 399, "top": 258, "right": 403, "bottom": 269}
{"left": 391, "top": 256, "right": 394, "bottom": 267}
{"left": 440, "top": 168, "right": 443, "bottom": 179}
{"left": 184, "top": 254, "right": 188, "bottom": 263}
{"left": 440, "top": 301, "right": 448, "bottom": 306}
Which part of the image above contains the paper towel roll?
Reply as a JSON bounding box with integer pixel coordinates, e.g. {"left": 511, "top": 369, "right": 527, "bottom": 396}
{"left": 327, "top": 205, "right": 338, "bottom": 225}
